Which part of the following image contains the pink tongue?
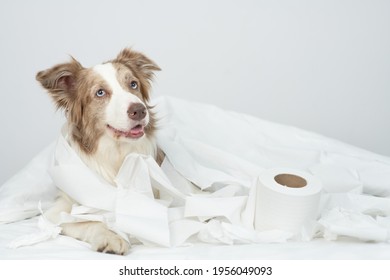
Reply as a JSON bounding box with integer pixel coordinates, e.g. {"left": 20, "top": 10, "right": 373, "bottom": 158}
{"left": 130, "top": 125, "right": 143, "bottom": 135}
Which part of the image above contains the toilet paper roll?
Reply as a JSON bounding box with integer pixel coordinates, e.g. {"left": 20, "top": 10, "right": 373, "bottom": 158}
{"left": 254, "top": 168, "right": 322, "bottom": 235}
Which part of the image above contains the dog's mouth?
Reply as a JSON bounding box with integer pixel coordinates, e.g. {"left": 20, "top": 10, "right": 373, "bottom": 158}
{"left": 106, "top": 124, "right": 145, "bottom": 139}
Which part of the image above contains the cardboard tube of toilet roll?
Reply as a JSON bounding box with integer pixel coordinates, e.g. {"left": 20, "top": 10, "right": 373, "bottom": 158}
{"left": 254, "top": 168, "right": 322, "bottom": 234}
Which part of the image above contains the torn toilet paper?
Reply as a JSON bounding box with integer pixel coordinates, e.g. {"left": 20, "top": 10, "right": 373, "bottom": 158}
{"left": 3, "top": 96, "right": 390, "bottom": 249}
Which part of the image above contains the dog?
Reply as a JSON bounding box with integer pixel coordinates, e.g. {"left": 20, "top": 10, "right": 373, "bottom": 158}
{"left": 36, "top": 48, "right": 162, "bottom": 255}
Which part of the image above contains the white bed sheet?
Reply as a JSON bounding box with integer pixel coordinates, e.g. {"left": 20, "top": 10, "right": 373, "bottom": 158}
{"left": 1, "top": 217, "right": 390, "bottom": 260}
{"left": 1, "top": 96, "right": 390, "bottom": 259}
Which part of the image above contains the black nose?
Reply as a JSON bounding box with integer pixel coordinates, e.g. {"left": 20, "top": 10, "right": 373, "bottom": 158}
{"left": 127, "top": 103, "right": 147, "bottom": 121}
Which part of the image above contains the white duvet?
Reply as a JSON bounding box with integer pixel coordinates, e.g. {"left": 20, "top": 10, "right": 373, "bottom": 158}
{"left": 1, "top": 96, "right": 390, "bottom": 258}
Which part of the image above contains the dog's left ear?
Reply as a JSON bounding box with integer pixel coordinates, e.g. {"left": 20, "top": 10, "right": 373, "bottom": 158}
{"left": 114, "top": 48, "right": 161, "bottom": 100}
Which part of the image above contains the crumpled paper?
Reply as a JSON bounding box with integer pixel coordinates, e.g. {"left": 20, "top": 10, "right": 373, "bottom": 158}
{"left": 8, "top": 202, "right": 61, "bottom": 248}
{"left": 10, "top": 125, "right": 267, "bottom": 248}
{"left": 49, "top": 128, "right": 187, "bottom": 247}
{"left": 3, "top": 96, "right": 390, "bottom": 248}
{"left": 317, "top": 193, "right": 390, "bottom": 242}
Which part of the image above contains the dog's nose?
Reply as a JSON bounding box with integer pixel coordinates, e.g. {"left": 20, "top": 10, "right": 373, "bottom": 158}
{"left": 127, "top": 103, "right": 147, "bottom": 121}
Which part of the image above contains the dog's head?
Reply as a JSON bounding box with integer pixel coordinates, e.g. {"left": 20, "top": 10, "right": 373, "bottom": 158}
{"left": 36, "top": 48, "right": 160, "bottom": 154}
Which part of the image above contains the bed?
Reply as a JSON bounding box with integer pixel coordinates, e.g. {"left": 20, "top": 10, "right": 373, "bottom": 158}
{"left": 1, "top": 96, "right": 390, "bottom": 260}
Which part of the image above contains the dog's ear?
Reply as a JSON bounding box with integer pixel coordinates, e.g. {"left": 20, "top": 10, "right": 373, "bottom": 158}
{"left": 114, "top": 48, "right": 161, "bottom": 100}
{"left": 36, "top": 57, "right": 83, "bottom": 110}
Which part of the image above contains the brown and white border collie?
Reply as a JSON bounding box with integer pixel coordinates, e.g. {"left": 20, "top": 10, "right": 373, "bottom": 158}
{"left": 36, "top": 48, "right": 162, "bottom": 255}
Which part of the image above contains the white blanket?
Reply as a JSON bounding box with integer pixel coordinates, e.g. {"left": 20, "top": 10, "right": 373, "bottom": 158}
{"left": 1, "top": 96, "right": 390, "bottom": 250}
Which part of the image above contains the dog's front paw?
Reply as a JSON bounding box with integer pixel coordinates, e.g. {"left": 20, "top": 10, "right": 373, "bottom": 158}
{"left": 91, "top": 228, "right": 130, "bottom": 255}
{"left": 61, "top": 221, "right": 130, "bottom": 255}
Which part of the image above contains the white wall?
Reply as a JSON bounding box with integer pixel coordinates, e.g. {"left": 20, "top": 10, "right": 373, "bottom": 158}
{"left": 1, "top": 0, "right": 389, "bottom": 185}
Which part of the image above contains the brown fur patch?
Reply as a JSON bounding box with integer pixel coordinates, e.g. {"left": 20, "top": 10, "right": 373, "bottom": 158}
{"left": 111, "top": 48, "right": 161, "bottom": 101}
{"left": 36, "top": 57, "right": 83, "bottom": 111}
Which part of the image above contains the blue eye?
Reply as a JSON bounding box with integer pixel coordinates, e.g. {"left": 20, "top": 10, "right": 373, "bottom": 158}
{"left": 130, "top": 81, "right": 138, "bottom": 89}
{"left": 96, "top": 89, "right": 106, "bottom": 97}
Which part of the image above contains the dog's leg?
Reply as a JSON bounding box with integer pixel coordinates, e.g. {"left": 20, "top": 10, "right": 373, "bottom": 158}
{"left": 61, "top": 221, "right": 129, "bottom": 255}
{"left": 43, "top": 191, "right": 73, "bottom": 224}
{"left": 44, "top": 192, "right": 129, "bottom": 255}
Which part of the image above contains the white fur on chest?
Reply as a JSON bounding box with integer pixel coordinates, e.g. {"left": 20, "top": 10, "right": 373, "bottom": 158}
{"left": 72, "top": 134, "right": 157, "bottom": 185}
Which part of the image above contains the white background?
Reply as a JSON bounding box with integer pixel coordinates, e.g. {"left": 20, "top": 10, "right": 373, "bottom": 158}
{"left": 0, "top": 0, "right": 389, "bottom": 185}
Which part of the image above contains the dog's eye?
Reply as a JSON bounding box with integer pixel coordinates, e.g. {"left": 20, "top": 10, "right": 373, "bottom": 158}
{"left": 130, "top": 81, "right": 138, "bottom": 90}
{"left": 96, "top": 89, "right": 106, "bottom": 97}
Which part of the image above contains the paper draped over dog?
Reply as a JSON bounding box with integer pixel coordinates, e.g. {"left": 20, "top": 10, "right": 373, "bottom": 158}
{"left": 44, "top": 124, "right": 281, "bottom": 247}
{"left": 2, "top": 96, "right": 390, "bottom": 248}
